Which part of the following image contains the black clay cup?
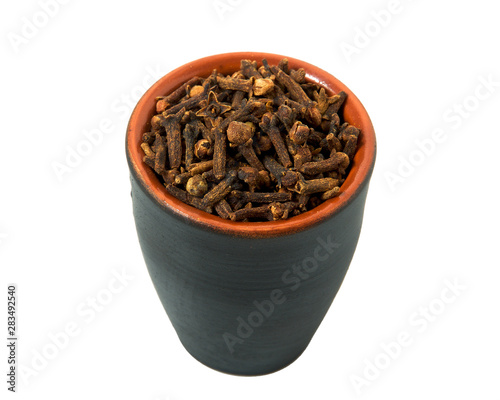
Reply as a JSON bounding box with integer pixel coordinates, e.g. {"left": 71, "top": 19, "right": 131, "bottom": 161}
{"left": 126, "top": 52, "right": 376, "bottom": 375}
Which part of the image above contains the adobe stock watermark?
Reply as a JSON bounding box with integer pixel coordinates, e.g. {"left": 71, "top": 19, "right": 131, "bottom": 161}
{"left": 384, "top": 74, "right": 499, "bottom": 191}
{"left": 222, "top": 235, "right": 340, "bottom": 354}
{"left": 213, "top": 0, "right": 245, "bottom": 21}
{"left": 349, "top": 278, "right": 466, "bottom": 395}
{"left": 7, "top": 0, "right": 72, "bottom": 54}
{"left": 340, "top": 0, "right": 416, "bottom": 64}
{"left": 51, "top": 65, "right": 164, "bottom": 183}
{"left": 18, "top": 268, "right": 134, "bottom": 386}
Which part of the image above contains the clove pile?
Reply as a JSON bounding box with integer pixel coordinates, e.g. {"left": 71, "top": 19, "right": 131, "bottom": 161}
{"left": 140, "top": 58, "right": 361, "bottom": 222}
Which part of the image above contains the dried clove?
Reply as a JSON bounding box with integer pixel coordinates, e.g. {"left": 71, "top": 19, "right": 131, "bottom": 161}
{"left": 253, "top": 78, "right": 274, "bottom": 96}
{"left": 194, "top": 139, "right": 213, "bottom": 159}
{"left": 174, "top": 171, "right": 191, "bottom": 186}
{"left": 140, "top": 58, "right": 362, "bottom": 221}
{"left": 217, "top": 76, "right": 253, "bottom": 92}
{"left": 324, "top": 91, "right": 347, "bottom": 120}
{"left": 262, "top": 155, "right": 287, "bottom": 187}
{"left": 153, "top": 133, "right": 167, "bottom": 173}
{"left": 189, "top": 160, "right": 214, "bottom": 176}
{"left": 183, "top": 123, "right": 199, "bottom": 169}
{"left": 320, "top": 186, "right": 341, "bottom": 200}
{"left": 240, "top": 59, "right": 262, "bottom": 79}
{"left": 162, "top": 107, "right": 185, "bottom": 169}
{"left": 230, "top": 205, "right": 272, "bottom": 221}
{"left": 186, "top": 175, "right": 209, "bottom": 197}
{"left": 231, "top": 190, "right": 292, "bottom": 203}
{"left": 290, "top": 68, "right": 306, "bottom": 83}
{"left": 294, "top": 178, "right": 339, "bottom": 195}
{"left": 238, "top": 139, "right": 265, "bottom": 171}
{"left": 165, "top": 184, "right": 212, "bottom": 213}
{"left": 289, "top": 121, "right": 310, "bottom": 145}
{"left": 343, "top": 134, "right": 358, "bottom": 160}
{"left": 276, "top": 104, "right": 296, "bottom": 131}
{"left": 202, "top": 170, "right": 237, "bottom": 208}
{"left": 214, "top": 198, "right": 233, "bottom": 219}
{"left": 269, "top": 64, "right": 322, "bottom": 126}
{"left": 299, "top": 152, "right": 350, "bottom": 175}
{"left": 227, "top": 121, "right": 254, "bottom": 145}
{"left": 260, "top": 113, "right": 292, "bottom": 168}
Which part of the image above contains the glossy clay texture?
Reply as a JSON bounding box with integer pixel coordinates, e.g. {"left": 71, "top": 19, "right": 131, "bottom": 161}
{"left": 126, "top": 52, "right": 376, "bottom": 375}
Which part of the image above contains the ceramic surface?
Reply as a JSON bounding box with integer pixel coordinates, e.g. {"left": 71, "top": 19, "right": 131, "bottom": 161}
{"left": 126, "top": 52, "right": 376, "bottom": 375}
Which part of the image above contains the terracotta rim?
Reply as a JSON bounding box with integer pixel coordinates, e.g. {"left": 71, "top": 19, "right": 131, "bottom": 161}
{"left": 126, "top": 52, "right": 376, "bottom": 238}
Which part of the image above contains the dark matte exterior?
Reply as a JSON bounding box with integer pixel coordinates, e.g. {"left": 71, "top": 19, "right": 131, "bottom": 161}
{"left": 130, "top": 173, "right": 372, "bottom": 375}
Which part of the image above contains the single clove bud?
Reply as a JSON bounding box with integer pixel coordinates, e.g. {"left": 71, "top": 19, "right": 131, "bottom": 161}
{"left": 182, "top": 123, "right": 199, "bottom": 169}
{"left": 194, "top": 138, "right": 213, "bottom": 159}
{"left": 320, "top": 186, "right": 341, "bottom": 200}
{"left": 237, "top": 166, "right": 259, "bottom": 191}
{"left": 299, "top": 152, "right": 349, "bottom": 175}
{"left": 230, "top": 205, "right": 272, "bottom": 221}
{"left": 231, "top": 190, "right": 292, "bottom": 203}
{"left": 269, "top": 201, "right": 299, "bottom": 220}
{"left": 153, "top": 133, "right": 167, "bottom": 174}
{"left": 294, "top": 178, "right": 339, "bottom": 195}
{"left": 189, "top": 85, "right": 205, "bottom": 98}
{"left": 140, "top": 142, "right": 155, "bottom": 158}
{"left": 142, "top": 132, "right": 155, "bottom": 145}
{"left": 290, "top": 68, "right": 306, "bottom": 83}
{"left": 227, "top": 121, "right": 254, "bottom": 145}
{"left": 165, "top": 184, "right": 212, "bottom": 213}
{"left": 214, "top": 198, "right": 233, "bottom": 220}
{"left": 276, "top": 104, "right": 296, "bottom": 131}
{"left": 202, "top": 170, "right": 237, "bottom": 207}
{"left": 253, "top": 78, "right": 275, "bottom": 96}
{"left": 186, "top": 175, "right": 209, "bottom": 197}
{"left": 289, "top": 121, "right": 310, "bottom": 145}
{"left": 162, "top": 76, "right": 203, "bottom": 110}
{"left": 238, "top": 139, "right": 265, "bottom": 171}
{"left": 151, "top": 115, "right": 164, "bottom": 133}
{"left": 343, "top": 135, "right": 358, "bottom": 160}
{"left": 324, "top": 91, "right": 347, "bottom": 120}
{"left": 174, "top": 171, "right": 191, "bottom": 186}
{"left": 258, "top": 65, "right": 272, "bottom": 78}
{"left": 281, "top": 170, "right": 300, "bottom": 188}
{"left": 286, "top": 137, "right": 312, "bottom": 170}
{"left": 329, "top": 113, "right": 341, "bottom": 135}
{"left": 196, "top": 91, "right": 232, "bottom": 119}
{"left": 263, "top": 155, "right": 287, "bottom": 187}
{"left": 326, "top": 133, "right": 342, "bottom": 155}
{"left": 189, "top": 160, "right": 214, "bottom": 176}
{"left": 278, "top": 58, "right": 289, "bottom": 73}
{"left": 240, "top": 59, "right": 263, "bottom": 79}
{"left": 212, "top": 127, "right": 227, "bottom": 180}
{"left": 338, "top": 125, "right": 360, "bottom": 142}
{"left": 216, "top": 76, "right": 253, "bottom": 92}
{"left": 254, "top": 134, "right": 272, "bottom": 153}
{"left": 313, "top": 87, "right": 343, "bottom": 116}
{"left": 231, "top": 90, "right": 245, "bottom": 110}
{"left": 260, "top": 113, "right": 292, "bottom": 168}
{"left": 162, "top": 107, "right": 185, "bottom": 169}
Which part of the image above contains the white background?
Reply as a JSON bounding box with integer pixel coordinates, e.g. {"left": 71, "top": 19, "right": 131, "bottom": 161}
{"left": 1, "top": 0, "right": 499, "bottom": 399}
